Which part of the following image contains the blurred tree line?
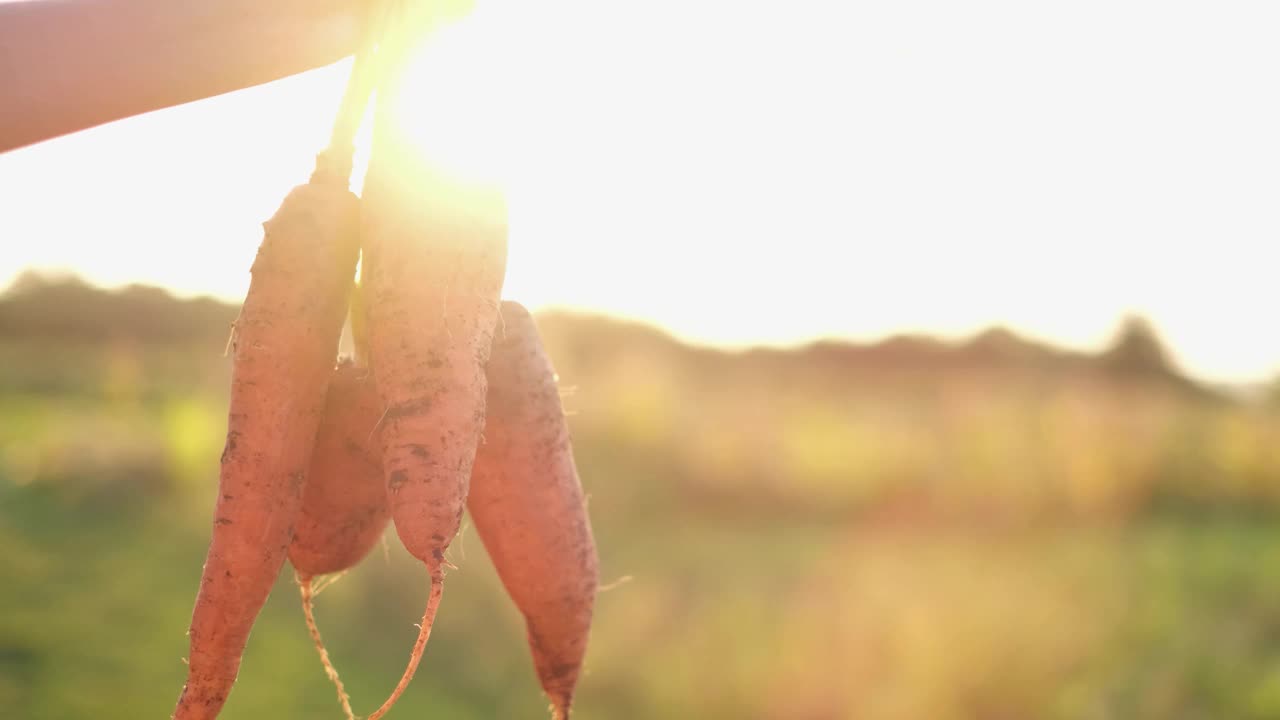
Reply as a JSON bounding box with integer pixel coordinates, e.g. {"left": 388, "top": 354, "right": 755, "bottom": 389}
{"left": 2, "top": 271, "right": 1278, "bottom": 526}
{"left": 0, "top": 271, "right": 238, "bottom": 346}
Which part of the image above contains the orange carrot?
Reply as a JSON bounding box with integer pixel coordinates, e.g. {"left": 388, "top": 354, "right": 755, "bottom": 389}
{"left": 173, "top": 157, "right": 360, "bottom": 719}
{"left": 469, "top": 302, "right": 599, "bottom": 719}
{"left": 358, "top": 160, "right": 507, "bottom": 715}
{"left": 363, "top": 0, "right": 506, "bottom": 561}
{"left": 357, "top": 22, "right": 507, "bottom": 718}
{"left": 288, "top": 359, "right": 389, "bottom": 720}
{"left": 289, "top": 360, "right": 389, "bottom": 580}
{"left": 172, "top": 3, "right": 388, "bottom": 711}
{"left": 351, "top": 2, "right": 506, "bottom": 713}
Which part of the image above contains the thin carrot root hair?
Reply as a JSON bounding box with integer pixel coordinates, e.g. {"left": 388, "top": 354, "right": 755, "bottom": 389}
{"left": 311, "top": 570, "right": 351, "bottom": 597}
{"left": 296, "top": 572, "right": 356, "bottom": 720}
{"left": 366, "top": 565, "right": 445, "bottom": 720}
{"left": 597, "top": 575, "right": 633, "bottom": 593}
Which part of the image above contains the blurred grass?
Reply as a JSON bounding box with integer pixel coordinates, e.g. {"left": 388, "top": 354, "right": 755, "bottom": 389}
{"left": 4, "top": 279, "right": 1280, "bottom": 718}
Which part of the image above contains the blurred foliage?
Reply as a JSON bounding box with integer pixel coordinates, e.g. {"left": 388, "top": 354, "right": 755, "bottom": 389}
{"left": 3, "top": 274, "right": 1280, "bottom": 719}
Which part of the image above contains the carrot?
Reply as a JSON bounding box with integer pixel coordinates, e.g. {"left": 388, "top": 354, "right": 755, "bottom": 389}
{"left": 172, "top": 160, "right": 360, "bottom": 719}
{"left": 288, "top": 359, "right": 388, "bottom": 720}
{"left": 289, "top": 360, "right": 389, "bottom": 580}
{"left": 173, "top": 6, "right": 383, "bottom": 709}
{"left": 357, "top": 3, "right": 508, "bottom": 713}
{"left": 469, "top": 302, "right": 599, "bottom": 719}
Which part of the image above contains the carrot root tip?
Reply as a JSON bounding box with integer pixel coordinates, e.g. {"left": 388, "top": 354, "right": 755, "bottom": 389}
{"left": 297, "top": 573, "right": 357, "bottom": 720}
{"left": 366, "top": 565, "right": 445, "bottom": 720}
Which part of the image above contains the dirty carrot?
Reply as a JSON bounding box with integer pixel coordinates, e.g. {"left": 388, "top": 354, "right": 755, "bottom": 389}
{"left": 171, "top": 5, "right": 385, "bottom": 709}
{"left": 172, "top": 160, "right": 360, "bottom": 719}
{"left": 288, "top": 359, "right": 389, "bottom": 720}
{"left": 469, "top": 302, "right": 599, "bottom": 719}
{"left": 289, "top": 360, "right": 389, "bottom": 580}
{"left": 357, "top": 2, "right": 507, "bottom": 714}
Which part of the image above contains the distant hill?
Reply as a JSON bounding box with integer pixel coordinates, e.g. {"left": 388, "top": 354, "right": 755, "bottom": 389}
{"left": 0, "top": 271, "right": 238, "bottom": 346}
{"left": 0, "top": 272, "right": 1223, "bottom": 401}
{"left": 534, "top": 308, "right": 1221, "bottom": 403}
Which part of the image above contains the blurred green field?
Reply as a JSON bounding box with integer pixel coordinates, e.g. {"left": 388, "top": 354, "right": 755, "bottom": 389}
{"left": 4, "top": 277, "right": 1280, "bottom": 719}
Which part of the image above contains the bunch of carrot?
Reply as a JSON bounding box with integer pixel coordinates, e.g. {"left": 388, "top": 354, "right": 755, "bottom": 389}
{"left": 171, "top": 2, "right": 598, "bottom": 718}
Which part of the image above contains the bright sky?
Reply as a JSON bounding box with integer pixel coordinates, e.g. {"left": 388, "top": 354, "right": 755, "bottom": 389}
{"left": 2, "top": 0, "right": 1278, "bottom": 384}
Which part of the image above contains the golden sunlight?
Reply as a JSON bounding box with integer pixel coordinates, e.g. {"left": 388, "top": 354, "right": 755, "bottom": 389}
{"left": 385, "top": 1, "right": 515, "bottom": 188}
{"left": 366, "top": 0, "right": 574, "bottom": 320}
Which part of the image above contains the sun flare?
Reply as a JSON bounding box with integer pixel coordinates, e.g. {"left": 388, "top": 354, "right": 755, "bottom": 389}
{"left": 353, "top": 0, "right": 567, "bottom": 316}
{"left": 380, "top": 2, "right": 517, "bottom": 189}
